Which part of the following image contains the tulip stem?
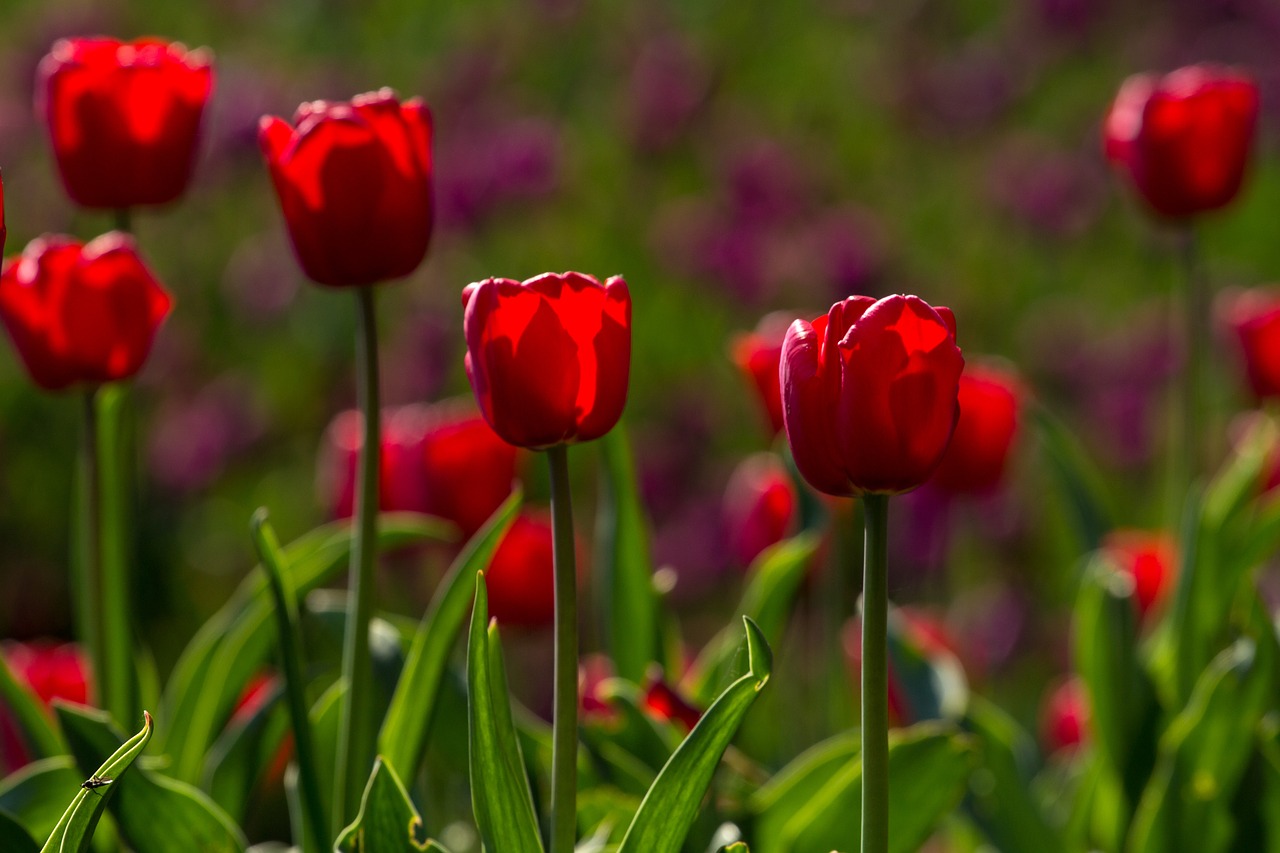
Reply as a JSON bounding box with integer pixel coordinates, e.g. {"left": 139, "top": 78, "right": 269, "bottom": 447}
{"left": 861, "top": 493, "right": 889, "bottom": 853}
{"left": 1179, "top": 224, "right": 1208, "bottom": 489}
{"left": 547, "top": 444, "right": 578, "bottom": 853}
{"left": 114, "top": 208, "right": 132, "bottom": 235}
{"left": 77, "top": 388, "right": 105, "bottom": 710}
{"left": 334, "top": 285, "right": 381, "bottom": 836}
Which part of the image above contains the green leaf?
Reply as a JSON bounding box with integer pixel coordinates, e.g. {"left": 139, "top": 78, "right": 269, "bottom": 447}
{"left": 55, "top": 704, "right": 246, "bottom": 853}
{"left": 380, "top": 489, "right": 522, "bottom": 783}
{"left": 0, "top": 757, "right": 81, "bottom": 846}
{"left": 689, "top": 533, "right": 819, "bottom": 702}
{"left": 1032, "top": 405, "right": 1112, "bottom": 552}
{"left": 335, "top": 758, "right": 448, "bottom": 852}
{"left": 594, "top": 426, "right": 662, "bottom": 682}
{"left": 749, "top": 731, "right": 860, "bottom": 846}
{"left": 617, "top": 617, "right": 771, "bottom": 853}
{"left": 466, "top": 573, "right": 544, "bottom": 853}
{"left": 751, "top": 721, "right": 972, "bottom": 853}
{"left": 0, "top": 807, "right": 39, "bottom": 853}
{"left": 0, "top": 654, "right": 65, "bottom": 763}
{"left": 161, "top": 515, "right": 449, "bottom": 782}
{"left": 202, "top": 681, "right": 288, "bottom": 823}
{"left": 308, "top": 679, "right": 348, "bottom": 831}
{"left": 39, "top": 709, "right": 152, "bottom": 853}
{"left": 962, "top": 698, "right": 1063, "bottom": 853}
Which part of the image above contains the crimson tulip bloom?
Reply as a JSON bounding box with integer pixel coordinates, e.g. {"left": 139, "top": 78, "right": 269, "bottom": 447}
{"left": 1101, "top": 529, "right": 1176, "bottom": 622}
{"left": 485, "top": 514, "right": 556, "bottom": 628}
{"left": 641, "top": 673, "right": 702, "bottom": 731}
{"left": 730, "top": 312, "right": 793, "bottom": 437}
{"left": 0, "top": 642, "right": 91, "bottom": 771}
{"left": 781, "top": 294, "right": 963, "bottom": 497}
{"left": 463, "top": 272, "right": 631, "bottom": 449}
{"left": 722, "top": 452, "right": 797, "bottom": 569}
{"left": 0, "top": 233, "right": 173, "bottom": 391}
{"left": 1040, "top": 677, "right": 1089, "bottom": 756}
{"left": 260, "top": 89, "right": 433, "bottom": 288}
{"left": 37, "top": 37, "right": 213, "bottom": 209}
{"left": 1222, "top": 288, "right": 1280, "bottom": 400}
{"left": 928, "top": 363, "right": 1023, "bottom": 495}
{"left": 1103, "top": 64, "right": 1258, "bottom": 219}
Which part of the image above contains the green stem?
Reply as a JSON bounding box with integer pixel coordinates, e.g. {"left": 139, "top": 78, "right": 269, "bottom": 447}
{"left": 251, "top": 509, "right": 328, "bottom": 853}
{"left": 861, "top": 494, "right": 889, "bottom": 853}
{"left": 547, "top": 445, "right": 578, "bottom": 853}
{"left": 114, "top": 208, "right": 132, "bottom": 234}
{"left": 77, "top": 389, "right": 105, "bottom": 709}
{"left": 1179, "top": 224, "right": 1208, "bottom": 489}
{"left": 333, "top": 285, "right": 381, "bottom": 834}
{"left": 96, "top": 386, "right": 134, "bottom": 727}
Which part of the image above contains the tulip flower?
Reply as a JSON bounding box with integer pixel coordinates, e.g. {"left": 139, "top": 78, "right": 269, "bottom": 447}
{"left": 722, "top": 452, "right": 797, "bottom": 568}
{"left": 640, "top": 671, "right": 703, "bottom": 731}
{"left": 1, "top": 642, "right": 91, "bottom": 771}
{"left": 0, "top": 233, "right": 173, "bottom": 391}
{"left": 260, "top": 89, "right": 434, "bottom": 288}
{"left": 730, "top": 312, "right": 792, "bottom": 437}
{"left": 1101, "top": 529, "right": 1176, "bottom": 622}
{"left": 928, "top": 363, "right": 1024, "bottom": 495}
{"left": 1040, "top": 677, "right": 1089, "bottom": 755}
{"left": 462, "top": 272, "right": 631, "bottom": 449}
{"left": 781, "top": 294, "right": 964, "bottom": 497}
{"left": 1103, "top": 64, "right": 1258, "bottom": 220}
{"left": 36, "top": 37, "right": 213, "bottom": 210}
{"left": 484, "top": 514, "right": 556, "bottom": 628}
{"left": 1222, "top": 288, "right": 1280, "bottom": 401}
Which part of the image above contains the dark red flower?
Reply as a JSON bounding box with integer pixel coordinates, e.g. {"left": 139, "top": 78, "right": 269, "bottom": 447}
{"left": 320, "top": 401, "right": 518, "bottom": 536}
{"left": 781, "top": 294, "right": 963, "bottom": 497}
{"left": 1101, "top": 529, "right": 1176, "bottom": 622}
{"left": 730, "top": 312, "right": 792, "bottom": 437}
{"left": 484, "top": 513, "right": 556, "bottom": 628}
{"left": 928, "top": 363, "right": 1024, "bottom": 495}
{"left": 1222, "top": 288, "right": 1280, "bottom": 401}
{"left": 722, "top": 452, "right": 797, "bottom": 569}
{"left": 37, "top": 37, "right": 212, "bottom": 209}
{"left": 1, "top": 642, "right": 91, "bottom": 771}
{"left": 462, "top": 272, "right": 631, "bottom": 449}
{"left": 260, "top": 89, "right": 433, "bottom": 287}
{"left": 1103, "top": 64, "right": 1258, "bottom": 219}
{"left": 0, "top": 233, "right": 173, "bottom": 391}
{"left": 1040, "top": 676, "right": 1089, "bottom": 755}
{"left": 641, "top": 671, "right": 702, "bottom": 731}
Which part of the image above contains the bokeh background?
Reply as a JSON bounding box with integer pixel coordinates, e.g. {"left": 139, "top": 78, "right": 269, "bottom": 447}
{"left": 2, "top": 0, "right": 1280, "bottom": 739}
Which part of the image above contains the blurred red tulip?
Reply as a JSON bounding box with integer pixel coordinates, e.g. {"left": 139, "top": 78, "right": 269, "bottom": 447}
{"left": 320, "top": 402, "right": 517, "bottom": 536}
{"left": 37, "top": 37, "right": 213, "bottom": 209}
{"left": 641, "top": 671, "right": 702, "bottom": 731}
{"left": 1040, "top": 676, "right": 1089, "bottom": 755}
{"left": 928, "top": 363, "right": 1024, "bottom": 495}
{"left": 579, "top": 654, "right": 615, "bottom": 720}
{"left": 722, "top": 452, "right": 797, "bottom": 569}
{"left": 1101, "top": 529, "right": 1177, "bottom": 621}
{"left": 730, "top": 312, "right": 793, "bottom": 437}
{"left": 485, "top": 514, "right": 556, "bottom": 628}
{"left": 0, "top": 233, "right": 173, "bottom": 391}
{"left": 781, "top": 294, "right": 963, "bottom": 497}
{"left": 462, "top": 272, "right": 631, "bottom": 449}
{"left": 1, "top": 642, "right": 91, "bottom": 770}
{"left": 1103, "top": 64, "right": 1258, "bottom": 219}
{"left": 260, "top": 89, "right": 433, "bottom": 287}
{"left": 1222, "top": 288, "right": 1280, "bottom": 401}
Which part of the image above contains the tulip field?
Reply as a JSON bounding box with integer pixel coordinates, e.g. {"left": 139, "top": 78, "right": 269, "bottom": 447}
{"left": 3, "top": 2, "right": 1280, "bottom": 852}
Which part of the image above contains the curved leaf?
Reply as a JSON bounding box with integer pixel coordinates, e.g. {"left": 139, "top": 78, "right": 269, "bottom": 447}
{"left": 0, "top": 757, "right": 80, "bottom": 846}
{"left": 0, "top": 808, "right": 38, "bottom": 853}
{"left": 618, "top": 617, "right": 771, "bottom": 853}
{"left": 336, "top": 758, "right": 448, "bottom": 852}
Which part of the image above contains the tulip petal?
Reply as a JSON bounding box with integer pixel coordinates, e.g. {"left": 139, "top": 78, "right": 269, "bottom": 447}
{"left": 781, "top": 318, "right": 853, "bottom": 496}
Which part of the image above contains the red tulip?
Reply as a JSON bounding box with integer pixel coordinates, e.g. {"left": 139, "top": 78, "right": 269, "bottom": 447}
{"left": 1103, "top": 64, "right": 1258, "bottom": 219}
{"left": 640, "top": 672, "right": 702, "bottom": 731}
{"left": 1, "top": 642, "right": 91, "bottom": 771}
{"left": 1040, "top": 676, "right": 1089, "bottom": 755}
{"left": 928, "top": 363, "right": 1024, "bottom": 495}
{"left": 722, "top": 452, "right": 797, "bottom": 569}
{"left": 260, "top": 89, "right": 434, "bottom": 287}
{"left": 730, "top": 312, "right": 793, "bottom": 436}
{"left": 1101, "top": 529, "right": 1176, "bottom": 622}
{"left": 1222, "top": 288, "right": 1280, "bottom": 400}
{"left": 37, "top": 37, "right": 213, "bottom": 209}
{"left": 321, "top": 402, "right": 518, "bottom": 535}
{"left": 0, "top": 233, "right": 173, "bottom": 391}
{"left": 781, "top": 294, "right": 963, "bottom": 497}
{"left": 462, "top": 272, "right": 631, "bottom": 449}
{"left": 485, "top": 513, "right": 556, "bottom": 628}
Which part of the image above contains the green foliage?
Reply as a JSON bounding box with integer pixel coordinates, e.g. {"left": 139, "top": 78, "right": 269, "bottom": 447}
{"left": 335, "top": 759, "right": 451, "bottom": 852}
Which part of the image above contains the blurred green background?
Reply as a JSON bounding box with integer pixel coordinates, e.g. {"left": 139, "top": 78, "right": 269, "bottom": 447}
{"left": 1, "top": 0, "right": 1278, "bottom": 728}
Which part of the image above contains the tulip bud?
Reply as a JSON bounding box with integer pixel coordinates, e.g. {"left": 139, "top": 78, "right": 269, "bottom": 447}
{"left": 485, "top": 513, "right": 556, "bottom": 628}
{"left": 640, "top": 670, "right": 702, "bottom": 731}
{"left": 1040, "top": 676, "right": 1089, "bottom": 755}
{"left": 1221, "top": 287, "right": 1280, "bottom": 401}
{"left": 928, "top": 363, "right": 1024, "bottom": 495}
{"left": 730, "top": 312, "right": 793, "bottom": 437}
{"left": 722, "top": 452, "right": 797, "bottom": 569}
{"left": 37, "top": 38, "right": 213, "bottom": 209}
{"left": 1100, "top": 529, "right": 1176, "bottom": 622}
{"left": 1, "top": 642, "right": 91, "bottom": 771}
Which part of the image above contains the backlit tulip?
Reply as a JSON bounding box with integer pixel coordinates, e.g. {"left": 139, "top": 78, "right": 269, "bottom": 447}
{"left": 1103, "top": 64, "right": 1258, "bottom": 219}
{"left": 781, "top": 294, "right": 963, "bottom": 497}
{"left": 1222, "top": 288, "right": 1280, "bottom": 400}
{"left": 462, "top": 272, "right": 631, "bottom": 449}
{"left": 722, "top": 452, "right": 797, "bottom": 568}
{"left": 0, "top": 233, "right": 173, "bottom": 391}
{"left": 37, "top": 37, "right": 213, "bottom": 209}
{"left": 1040, "top": 677, "right": 1089, "bottom": 755}
{"left": 485, "top": 514, "right": 556, "bottom": 628}
{"left": 731, "top": 313, "right": 791, "bottom": 436}
{"left": 1101, "top": 529, "right": 1176, "bottom": 622}
{"left": 0, "top": 642, "right": 91, "bottom": 771}
{"left": 260, "top": 89, "right": 433, "bottom": 287}
{"left": 928, "top": 363, "right": 1023, "bottom": 495}
{"left": 641, "top": 672, "right": 702, "bottom": 731}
